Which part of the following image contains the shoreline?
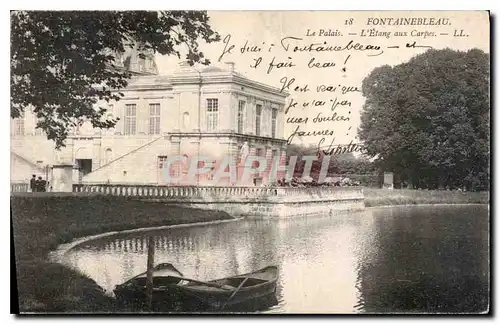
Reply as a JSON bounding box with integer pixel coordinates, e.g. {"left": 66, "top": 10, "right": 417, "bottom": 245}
{"left": 366, "top": 202, "right": 489, "bottom": 209}
{"left": 49, "top": 217, "right": 243, "bottom": 265}
{"left": 11, "top": 195, "right": 235, "bottom": 313}
{"left": 363, "top": 188, "right": 489, "bottom": 208}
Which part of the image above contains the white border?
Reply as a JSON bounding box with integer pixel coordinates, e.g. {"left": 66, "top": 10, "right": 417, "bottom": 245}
{"left": 4, "top": 1, "right": 497, "bottom": 323}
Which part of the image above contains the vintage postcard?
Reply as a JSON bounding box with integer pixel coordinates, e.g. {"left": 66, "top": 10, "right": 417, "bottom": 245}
{"left": 10, "top": 10, "right": 490, "bottom": 314}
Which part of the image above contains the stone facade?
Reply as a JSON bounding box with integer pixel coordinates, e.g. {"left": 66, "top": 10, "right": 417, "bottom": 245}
{"left": 11, "top": 62, "right": 288, "bottom": 186}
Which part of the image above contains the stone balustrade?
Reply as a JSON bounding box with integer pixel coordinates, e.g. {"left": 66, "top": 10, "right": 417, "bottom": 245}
{"left": 68, "top": 184, "right": 365, "bottom": 218}
{"left": 12, "top": 183, "right": 364, "bottom": 218}
{"left": 72, "top": 184, "right": 363, "bottom": 202}
{"left": 72, "top": 184, "right": 283, "bottom": 199}
{"left": 11, "top": 182, "right": 29, "bottom": 192}
{"left": 73, "top": 184, "right": 363, "bottom": 202}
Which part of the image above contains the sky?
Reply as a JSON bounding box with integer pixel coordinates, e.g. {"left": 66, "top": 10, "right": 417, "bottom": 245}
{"left": 153, "top": 11, "right": 489, "bottom": 148}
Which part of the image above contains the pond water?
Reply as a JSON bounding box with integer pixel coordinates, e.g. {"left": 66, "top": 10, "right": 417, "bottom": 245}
{"left": 64, "top": 204, "right": 489, "bottom": 313}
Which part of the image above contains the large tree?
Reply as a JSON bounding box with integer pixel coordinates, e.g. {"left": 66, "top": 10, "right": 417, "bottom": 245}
{"left": 11, "top": 11, "right": 220, "bottom": 148}
{"left": 359, "top": 48, "right": 489, "bottom": 190}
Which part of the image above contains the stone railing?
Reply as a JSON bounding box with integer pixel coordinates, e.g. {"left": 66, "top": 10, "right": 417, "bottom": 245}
{"left": 72, "top": 184, "right": 363, "bottom": 202}
{"left": 11, "top": 182, "right": 29, "bottom": 193}
{"left": 71, "top": 183, "right": 365, "bottom": 217}
{"left": 72, "top": 184, "right": 280, "bottom": 199}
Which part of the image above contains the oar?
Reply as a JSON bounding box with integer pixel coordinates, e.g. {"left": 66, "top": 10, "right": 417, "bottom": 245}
{"left": 168, "top": 276, "right": 234, "bottom": 291}
{"left": 220, "top": 277, "right": 249, "bottom": 311}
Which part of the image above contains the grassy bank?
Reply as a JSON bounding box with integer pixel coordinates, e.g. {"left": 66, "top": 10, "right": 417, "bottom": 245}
{"left": 11, "top": 195, "right": 234, "bottom": 313}
{"left": 363, "top": 188, "right": 489, "bottom": 207}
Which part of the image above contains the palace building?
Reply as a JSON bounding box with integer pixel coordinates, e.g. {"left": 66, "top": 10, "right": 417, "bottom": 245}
{"left": 11, "top": 51, "right": 288, "bottom": 187}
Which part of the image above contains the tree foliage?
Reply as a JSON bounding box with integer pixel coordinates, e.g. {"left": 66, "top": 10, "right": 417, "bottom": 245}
{"left": 335, "top": 154, "right": 377, "bottom": 175}
{"left": 359, "top": 48, "right": 489, "bottom": 191}
{"left": 11, "top": 11, "right": 220, "bottom": 148}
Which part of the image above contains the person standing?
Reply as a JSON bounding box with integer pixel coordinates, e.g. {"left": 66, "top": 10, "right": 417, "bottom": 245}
{"left": 29, "top": 175, "right": 36, "bottom": 192}
{"left": 40, "top": 177, "right": 47, "bottom": 192}
{"left": 36, "top": 176, "right": 46, "bottom": 192}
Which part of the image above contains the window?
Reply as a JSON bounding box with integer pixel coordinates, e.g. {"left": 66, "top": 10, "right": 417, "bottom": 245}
{"left": 149, "top": 103, "right": 161, "bottom": 135}
{"left": 13, "top": 115, "right": 25, "bottom": 136}
{"left": 255, "top": 104, "right": 262, "bottom": 136}
{"left": 271, "top": 108, "right": 278, "bottom": 138}
{"left": 206, "top": 99, "right": 218, "bottom": 132}
{"left": 124, "top": 104, "right": 137, "bottom": 135}
{"left": 237, "top": 100, "right": 245, "bottom": 133}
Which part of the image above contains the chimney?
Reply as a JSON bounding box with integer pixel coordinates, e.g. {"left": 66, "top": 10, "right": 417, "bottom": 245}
{"left": 225, "top": 62, "right": 235, "bottom": 72}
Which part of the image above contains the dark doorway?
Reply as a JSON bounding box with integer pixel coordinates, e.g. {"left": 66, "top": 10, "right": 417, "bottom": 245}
{"left": 76, "top": 159, "right": 92, "bottom": 176}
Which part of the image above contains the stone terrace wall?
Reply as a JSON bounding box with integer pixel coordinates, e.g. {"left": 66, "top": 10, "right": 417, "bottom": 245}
{"left": 72, "top": 184, "right": 365, "bottom": 218}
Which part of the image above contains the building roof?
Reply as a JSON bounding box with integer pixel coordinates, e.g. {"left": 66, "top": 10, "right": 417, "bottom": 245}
{"left": 122, "top": 61, "right": 288, "bottom": 98}
{"left": 127, "top": 75, "right": 171, "bottom": 86}
{"left": 200, "top": 66, "right": 224, "bottom": 73}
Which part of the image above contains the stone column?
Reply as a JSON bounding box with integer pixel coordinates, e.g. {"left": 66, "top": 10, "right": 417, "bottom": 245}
{"left": 246, "top": 97, "right": 255, "bottom": 135}
{"left": 56, "top": 138, "right": 74, "bottom": 165}
{"left": 262, "top": 102, "right": 270, "bottom": 137}
{"left": 138, "top": 97, "right": 148, "bottom": 135}
{"left": 92, "top": 137, "right": 102, "bottom": 171}
{"left": 229, "top": 140, "right": 239, "bottom": 185}
{"left": 218, "top": 137, "right": 238, "bottom": 186}
{"left": 172, "top": 92, "right": 181, "bottom": 132}
{"left": 114, "top": 103, "right": 124, "bottom": 135}
{"left": 51, "top": 164, "right": 74, "bottom": 192}
{"left": 263, "top": 144, "right": 273, "bottom": 184}
{"left": 278, "top": 105, "right": 285, "bottom": 139}
{"left": 219, "top": 91, "right": 232, "bottom": 133}
{"left": 244, "top": 146, "right": 256, "bottom": 187}
{"left": 193, "top": 88, "right": 202, "bottom": 133}
{"left": 279, "top": 150, "right": 288, "bottom": 181}
{"left": 169, "top": 136, "right": 181, "bottom": 185}
{"left": 228, "top": 92, "right": 238, "bottom": 133}
{"left": 185, "top": 138, "right": 201, "bottom": 185}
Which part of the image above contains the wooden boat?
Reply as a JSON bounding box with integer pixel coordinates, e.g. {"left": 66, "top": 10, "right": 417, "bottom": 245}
{"left": 114, "top": 263, "right": 279, "bottom": 312}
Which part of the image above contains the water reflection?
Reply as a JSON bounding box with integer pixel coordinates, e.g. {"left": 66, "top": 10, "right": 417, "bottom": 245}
{"left": 65, "top": 205, "right": 489, "bottom": 313}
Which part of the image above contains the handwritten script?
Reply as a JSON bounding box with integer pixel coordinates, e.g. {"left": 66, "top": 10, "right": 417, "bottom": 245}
{"left": 216, "top": 14, "right": 467, "bottom": 155}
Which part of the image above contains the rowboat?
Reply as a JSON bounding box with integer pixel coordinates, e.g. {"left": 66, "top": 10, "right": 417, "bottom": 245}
{"left": 113, "top": 263, "right": 279, "bottom": 312}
